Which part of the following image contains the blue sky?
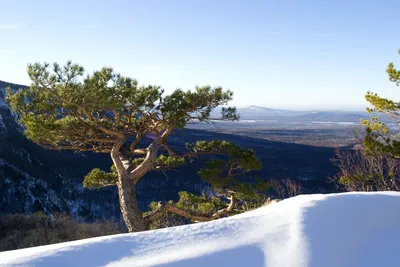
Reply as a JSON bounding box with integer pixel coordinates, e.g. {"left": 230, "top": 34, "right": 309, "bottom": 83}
{"left": 1, "top": 0, "right": 400, "bottom": 110}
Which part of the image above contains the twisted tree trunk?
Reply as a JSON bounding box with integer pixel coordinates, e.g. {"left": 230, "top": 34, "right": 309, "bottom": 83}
{"left": 115, "top": 173, "right": 146, "bottom": 232}
{"left": 111, "top": 138, "right": 162, "bottom": 232}
{"left": 111, "top": 140, "right": 147, "bottom": 232}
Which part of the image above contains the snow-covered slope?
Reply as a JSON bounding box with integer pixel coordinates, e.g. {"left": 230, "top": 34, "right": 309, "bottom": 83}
{"left": 1, "top": 192, "right": 400, "bottom": 267}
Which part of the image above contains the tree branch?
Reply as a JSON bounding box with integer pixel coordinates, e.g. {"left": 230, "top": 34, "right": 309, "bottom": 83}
{"left": 87, "top": 138, "right": 118, "bottom": 143}
{"left": 212, "top": 195, "right": 236, "bottom": 218}
{"left": 129, "top": 137, "right": 162, "bottom": 184}
{"left": 130, "top": 148, "right": 148, "bottom": 155}
{"left": 46, "top": 144, "right": 112, "bottom": 153}
{"left": 129, "top": 134, "right": 142, "bottom": 152}
{"left": 144, "top": 195, "right": 236, "bottom": 223}
{"left": 144, "top": 202, "right": 215, "bottom": 223}
{"left": 81, "top": 104, "right": 124, "bottom": 138}
{"left": 160, "top": 143, "right": 175, "bottom": 156}
{"left": 180, "top": 151, "right": 227, "bottom": 158}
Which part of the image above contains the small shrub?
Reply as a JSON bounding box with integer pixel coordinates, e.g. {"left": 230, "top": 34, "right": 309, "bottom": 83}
{"left": 0, "top": 212, "right": 125, "bottom": 252}
{"left": 331, "top": 149, "right": 400, "bottom": 192}
{"left": 270, "top": 178, "right": 303, "bottom": 199}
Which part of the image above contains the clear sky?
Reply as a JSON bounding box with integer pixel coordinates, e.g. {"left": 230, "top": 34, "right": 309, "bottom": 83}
{"left": 1, "top": 0, "right": 400, "bottom": 110}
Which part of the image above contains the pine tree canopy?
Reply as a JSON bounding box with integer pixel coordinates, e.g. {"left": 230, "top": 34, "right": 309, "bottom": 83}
{"left": 7, "top": 61, "right": 238, "bottom": 152}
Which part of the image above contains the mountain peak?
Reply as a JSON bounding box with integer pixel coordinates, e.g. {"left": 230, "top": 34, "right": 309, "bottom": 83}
{"left": 239, "top": 105, "right": 286, "bottom": 115}
{"left": 247, "top": 105, "right": 271, "bottom": 109}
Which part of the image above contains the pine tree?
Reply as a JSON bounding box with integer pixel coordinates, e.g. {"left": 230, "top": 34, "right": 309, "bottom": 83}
{"left": 361, "top": 49, "right": 400, "bottom": 158}
{"left": 7, "top": 61, "right": 267, "bottom": 232}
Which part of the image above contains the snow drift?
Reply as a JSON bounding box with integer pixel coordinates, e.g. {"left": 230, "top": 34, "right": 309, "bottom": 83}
{"left": 1, "top": 192, "right": 400, "bottom": 267}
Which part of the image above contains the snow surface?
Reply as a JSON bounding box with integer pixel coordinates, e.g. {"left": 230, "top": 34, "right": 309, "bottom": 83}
{"left": 1, "top": 192, "right": 400, "bottom": 267}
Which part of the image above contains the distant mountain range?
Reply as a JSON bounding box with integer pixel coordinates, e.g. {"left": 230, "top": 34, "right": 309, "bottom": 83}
{"left": 210, "top": 105, "right": 374, "bottom": 125}
{"left": 239, "top": 105, "right": 369, "bottom": 119}
{"left": 237, "top": 105, "right": 288, "bottom": 115}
